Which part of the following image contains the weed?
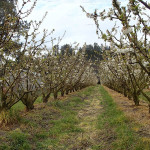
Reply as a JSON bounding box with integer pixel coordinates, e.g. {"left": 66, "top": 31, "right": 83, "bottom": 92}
{"left": 50, "top": 100, "right": 65, "bottom": 109}
{"left": 35, "top": 142, "right": 48, "bottom": 150}
{"left": 0, "top": 144, "right": 10, "bottom": 150}
{"left": 0, "top": 109, "right": 20, "bottom": 126}
{"left": 71, "top": 97, "right": 82, "bottom": 103}
{"left": 8, "top": 128, "right": 31, "bottom": 150}
{"left": 34, "top": 131, "right": 49, "bottom": 140}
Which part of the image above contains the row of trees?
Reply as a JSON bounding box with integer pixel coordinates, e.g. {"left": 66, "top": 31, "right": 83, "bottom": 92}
{"left": 0, "top": 0, "right": 98, "bottom": 125}
{"left": 53, "top": 43, "right": 104, "bottom": 61}
{"left": 82, "top": 0, "right": 150, "bottom": 112}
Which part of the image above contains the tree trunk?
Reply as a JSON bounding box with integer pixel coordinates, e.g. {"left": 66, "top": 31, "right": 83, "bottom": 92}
{"left": 133, "top": 92, "right": 140, "bottom": 106}
{"left": 75, "top": 87, "right": 78, "bottom": 91}
{"left": 21, "top": 94, "right": 35, "bottom": 111}
{"left": 127, "top": 92, "right": 132, "bottom": 100}
{"left": 66, "top": 90, "right": 69, "bottom": 95}
{"left": 61, "top": 90, "right": 64, "bottom": 97}
{"left": 141, "top": 91, "right": 150, "bottom": 113}
{"left": 43, "top": 93, "right": 51, "bottom": 103}
{"left": 0, "top": 107, "right": 8, "bottom": 115}
{"left": 54, "top": 92, "right": 58, "bottom": 100}
{"left": 97, "top": 79, "right": 101, "bottom": 84}
{"left": 123, "top": 88, "right": 127, "bottom": 97}
{"left": 26, "top": 104, "right": 34, "bottom": 111}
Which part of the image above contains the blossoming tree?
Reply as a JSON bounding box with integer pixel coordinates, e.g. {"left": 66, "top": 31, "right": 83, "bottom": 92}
{"left": 81, "top": 0, "right": 150, "bottom": 112}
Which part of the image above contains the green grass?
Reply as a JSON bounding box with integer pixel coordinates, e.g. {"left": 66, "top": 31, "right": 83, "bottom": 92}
{"left": 36, "top": 87, "right": 96, "bottom": 149}
{"left": 78, "top": 86, "right": 95, "bottom": 97}
{"left": 0, "top": 129, "right": 31, "bottom": 150}
{"left": 11, "top": 101, "right": 25, "bottom": 111}
{"left": 9, "top": 129, "right": 31, "bottom": 150}
{"left": 30, "top": 93, "right": 86, "bottom": 149}
{"left": 0, "top": 87, "right": 95, "bottom": 149}
{"left": 98, "top": 86, "right": 150, "bottom": 150}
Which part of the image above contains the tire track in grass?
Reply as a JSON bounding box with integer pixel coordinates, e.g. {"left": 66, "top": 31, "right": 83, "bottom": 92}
{"left": 67, "top": 86, "right": 103, "bottom": 150}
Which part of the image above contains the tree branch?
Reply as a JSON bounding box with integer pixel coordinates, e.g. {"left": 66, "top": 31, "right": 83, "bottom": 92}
{"left": 138, "top": 0, "right": 150, "bottom": 9}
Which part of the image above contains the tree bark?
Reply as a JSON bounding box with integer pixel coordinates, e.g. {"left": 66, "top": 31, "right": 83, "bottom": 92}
{"left": 133, "top": 92, "right": 140, "bottom": 106}
{"left": 123, "top": 88, "right": 127, "bottom": 97}
{"left": 61, "top": 90, "right": 64, "bottom": 97}
{"left": 54, "top": 92, "right": 58, "bottom": 100}
{"left": 43, "top": 93, "right": 51, "bottom": 103}
{"left": 21, "top": 94, "right": 35, "bottom": 111}
{"left": 66, "top": 90, "right": 69, "bottom": 95}
{"left": 26, "top": 104, "right": 34, "bottom": 111}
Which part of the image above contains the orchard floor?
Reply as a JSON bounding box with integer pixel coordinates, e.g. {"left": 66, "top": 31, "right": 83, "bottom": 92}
{"left": 104, "top": 86, "right": 150, "bottom": 142}
{"left": 0, "top": 86, "right": 150, "bottom": 149}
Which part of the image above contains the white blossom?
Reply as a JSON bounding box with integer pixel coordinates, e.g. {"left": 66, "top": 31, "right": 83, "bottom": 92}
{"left": 134, "top": 69, "right": 141, "bottom": 75}
{"left": 116, "top": 1, "right": 121, "bottom": 6}
{"left": 116, "top": 47, "right": 134, "bottom": 53}
{"left": 122, "top": 27, "right": 132, "bottom": 34}
{"left": 108, "top": 9, "right": 113, "bottom": 16}
{"left": 143, "top": 61, "right": 149, "bottom": 67}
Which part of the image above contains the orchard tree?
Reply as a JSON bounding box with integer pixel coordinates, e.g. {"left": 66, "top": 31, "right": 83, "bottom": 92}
{"left": 0, "top": 0, "right": 53, "bottom": 124}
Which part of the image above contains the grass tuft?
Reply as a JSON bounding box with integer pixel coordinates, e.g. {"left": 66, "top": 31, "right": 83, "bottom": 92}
{"left": 8, "top": 128, "right": 31, "bottom": 150}
{"left": 0, "top": 109, "right": 20, "bottom": 126}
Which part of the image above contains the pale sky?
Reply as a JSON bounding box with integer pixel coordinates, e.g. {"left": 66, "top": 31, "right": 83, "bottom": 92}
{"left": 18, "top": 0, "right": 127, "bottom": 47}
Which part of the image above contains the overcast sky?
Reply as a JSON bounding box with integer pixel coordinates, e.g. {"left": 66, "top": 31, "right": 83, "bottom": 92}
{"left": 18, "top": 0, "right": 127, "bottom": 47}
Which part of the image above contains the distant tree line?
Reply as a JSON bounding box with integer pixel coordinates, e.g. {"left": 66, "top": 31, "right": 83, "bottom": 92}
{"left": 53, "top": 43, "right": 110, "bottom": 62}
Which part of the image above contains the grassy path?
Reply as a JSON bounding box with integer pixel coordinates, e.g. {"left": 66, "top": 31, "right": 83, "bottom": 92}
{"left": 66, "top": 86, "right": 103, "bottom": 150}
{"left": 0, "top": 86, "right": 150, "bottom": 149}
